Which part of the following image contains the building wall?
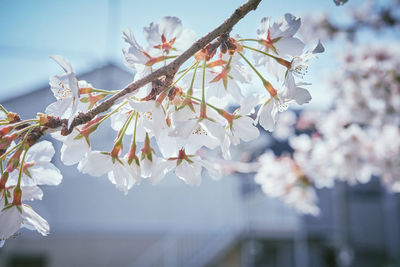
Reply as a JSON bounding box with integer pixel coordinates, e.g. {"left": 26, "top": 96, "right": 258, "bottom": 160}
{"left": 0, "top": 63, "right": 299, "bottom": 267}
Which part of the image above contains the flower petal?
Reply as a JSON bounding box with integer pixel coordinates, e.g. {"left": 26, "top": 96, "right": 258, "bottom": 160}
{"left": 50, "top": 55, "right": 73, "bottom": 73}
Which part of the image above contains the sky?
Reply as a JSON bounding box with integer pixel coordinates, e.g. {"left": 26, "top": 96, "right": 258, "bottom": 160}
{"left": 0, "top": 0, "right": 367, "bottom": 105}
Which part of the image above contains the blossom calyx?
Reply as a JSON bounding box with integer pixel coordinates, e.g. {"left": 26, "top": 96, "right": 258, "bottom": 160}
{"left": 0, "top": 172, "right": 9, "bottom": 190}
{"left": 0, "top": 133, "right": 17, "bottom": 156}
{"left": 217, "top": 109, "right": 240, "bottom": 130}
{"left": 174, "top": 149, "right": 194, "bottom": 166}
{"left": 153, "top": 34, "right": 177, "bottom": 54}
{"left": 80, "top": 93, "right": 106, "bottom": 109}
{"left": 110, "top": 140, "right": 123, "bottom": 163}
{"left": 262, "top": 79, "right": 278, "bottom": 98}
{"left": 195, "top": 42, "right": 219, "bottom": 61}
{"left": 6, "top": 146, "right": 23, "bottom": 173}
{"left": 140, "top": 133, "right": 155, "bottom": 162}
{"left": 127, "top": 143, "right": 140, "bottom": 166}
{"left": 0, "top": 126, "right": 13, "bottom": 138}
{"left": 74, "top": 116, "right": 104, "bottom": 145}
{"left": 12, "top": 187, "right": 22, "bottom": 206}
{"left": 178, "top": 97, "right": 197, "bottom": 113}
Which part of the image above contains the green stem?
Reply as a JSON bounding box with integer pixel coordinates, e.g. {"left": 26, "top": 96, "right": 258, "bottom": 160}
{"left": 202, "top": 59, "right": 207, "bottom": 104}
{"left": 238, "top": 51, "right": 267, "bottom": 84}
{"left": 132, "top": 112, "right": 139, "bottom": 144}
{"left": 168, "top": 61, "right": 197, "bottom": 90}
{"left": 15, "top": 125, "right": 35, "bottom": 189}
{"left": 13, "top": 124, "right": 38, "bottom": 138}
{"left": 117, "top": 111, "right": 135, "bottom": 143}
{"left": 0, "top": 105, "right": 8, "bottom": 115}
{"left": 9, "top": 119, "right": 39, "bottom": 129}
{"left": 91, "top": 88, "right": 117, "bottom": 95}
{"left": 176, "top": 67, "right": 190, "bottom": 75}
{"left": 183, "top": 94, "right": 220, "bottom": 112}
{"left": 242, "top": 45, "right": 281, "bottom": 61}
{"left": 15, "top": 148, "right": 28, "bottom": 190}
{"left": 238, "top": 38, "right": 260, "bottom": 42}
{"left": 0, "top": 143, "right": 22, "bottom": 161}
{"left": 187, "top": 61, "right": 200, "bottom": 96}
{"left": 164, "top": 55, "right": 179, "bottom": 60}
{"left": 21, "top": 125, "right": 35, "bottom": 144}
{"left": 97, "top": 101, "right": 128, "bottom": 125}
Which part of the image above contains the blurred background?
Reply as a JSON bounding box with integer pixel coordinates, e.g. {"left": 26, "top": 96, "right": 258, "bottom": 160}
{"left": 0, "top": 0, "right": 399, "bottom": 266}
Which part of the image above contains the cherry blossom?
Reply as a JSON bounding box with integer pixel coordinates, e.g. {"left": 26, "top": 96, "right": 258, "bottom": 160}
{"left": 0, "top": 204, "right": 49, "bottom": 242}
{"left": 143, "top": 16, "right": 195, "bottom": 54}
{"left": 51, "top": 129, "right": 91, "bottom": 166}
{"left": 0, "top": 5, "right": 331, "bottom": 246}
{"left": 256, "top": 78, "right": 311, "bottom": 132}
{"left": 122, "top": 28, "right": 153, "bottom": 81}
{"left": 77, "top": 150, "right": 137, "bottom": 194}
{"left": 45, "top": 55, "right": 80, "bottom": 127}
{"left": 151, "top": 149, "right": 221, "bottom": 186}
{"left": 254, "top": 14, "right": 305, "bottom": 65}
{"left": 255, "top": 152, "right": 319, "bottom": 215}
{"left": 8, "top": 141, "right": 62, "bottom": 186}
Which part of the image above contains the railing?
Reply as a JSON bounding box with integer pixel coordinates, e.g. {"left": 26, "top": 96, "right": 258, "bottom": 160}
{"left": 129, "top": 227, "right": 241, "bottom": 267}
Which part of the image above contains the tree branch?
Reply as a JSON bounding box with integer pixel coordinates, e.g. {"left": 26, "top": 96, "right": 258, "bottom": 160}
{"left": 47, "top": 0, "right": 262, "bottom": 135}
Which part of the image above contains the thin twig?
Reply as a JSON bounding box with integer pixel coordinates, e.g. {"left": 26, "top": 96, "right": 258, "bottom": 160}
{"left": 14, "top": 0, "right": 261, "bottom": 144}
{"left": 57, "top": 0, "right": 261, "bottom": 134}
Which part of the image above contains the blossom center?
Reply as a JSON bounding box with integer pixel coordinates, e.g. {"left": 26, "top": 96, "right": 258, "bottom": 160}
{"left": 192, "top": 126, "right": 208, "bottom": 136}
{"left": 56, "top": 82, "right": 72, "bottom": 99}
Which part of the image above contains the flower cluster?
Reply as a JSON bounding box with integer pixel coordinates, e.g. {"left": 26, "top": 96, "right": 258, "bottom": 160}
{"left": 252, "top": 46, "right": 400, "bottom": 214}
{"left": 0, "top": 12, "right": 322, "bottom": 244}
{"left": 0, "top": 134, "right": 62, "bottom": 246}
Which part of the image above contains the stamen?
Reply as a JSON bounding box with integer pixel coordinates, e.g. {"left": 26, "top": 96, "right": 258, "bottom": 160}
{"left": 278, "top": 102, "right": 289, "bottom": 112}
{"left": 57, "top": 82, "right": 72, "bottom": 98}
{"left": 192, "top": 126, "right": 208, "bottom": 136}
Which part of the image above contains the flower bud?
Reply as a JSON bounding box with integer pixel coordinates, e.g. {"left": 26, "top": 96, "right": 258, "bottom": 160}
{"left": 140, "top": 133, "right": 154, "bottom": 162}
{"left": 6, "top": 146, "right": 23, "bottom": 173}
{"left": 79, "top": 87, "right": 92, "bottom": 94}
{"left": 88, "top": 93, "right": 105, "bottom": 109}
{"left": 262, "top": 79, "right": 277, "bottom": 98}
{"left": 0, "top": 172, "right": 9, "bottom": 189}
{"left": 0, "top": 126, "right": 13, "bottom": 137}
{"left": 12, "top": 187, "right": 22, "bottom": 206}
{"left": 127, "top": 144, "right": 139, "bottom": 166}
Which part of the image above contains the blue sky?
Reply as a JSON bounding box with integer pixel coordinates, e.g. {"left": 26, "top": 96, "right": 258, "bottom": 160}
{"left": 0, "top": 0, "right": 366, "bottom": 104}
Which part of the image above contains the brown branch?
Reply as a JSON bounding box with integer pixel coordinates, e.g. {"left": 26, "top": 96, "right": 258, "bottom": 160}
{"left": 48, "top": 0, "right": 261, "bottom": 135}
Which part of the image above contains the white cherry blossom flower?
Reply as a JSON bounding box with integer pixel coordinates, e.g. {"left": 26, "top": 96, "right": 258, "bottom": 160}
{"left": 144, "top": 16, "right": 195, "bottom": 54}
{"left": 253, "top": 14, "right": 305, "bottom": 71}
{"left": 51, "top": 129, "right": 91, "bottom": 166}
{"left": 220, "top": 95, "right": 260, "bottom": 157}
{"left": 273, "top": 110, "right": 297, "bottom": 141}
{"left": 128, "top": 99, "right": 168, "bottom": 140}
{"left": 169, "top": 105, "right": 225, "bottom": 154}
{"left": 45, "top": 55, "right": 80, "bottom": 127}
{"left": 151, "top": 149, "right": 221, "bottom": 186}
{"left": 0, "top": 204, "right": 49, "bottom": 243}
{"left": 8, "top": 141, "right": 62, "bottom": 186}
{"left": 122, "top": 28, "right": 152, "bottom": 81}
{"left": 286, "top": 41, "right": 325, "bottom": 79}
{"left": 257, "top": 79, "right": 311, "bottom": 132}
{"left": 77, "top": 151, "right": 137, "bottom": 194}
{"left": 255, "top": 152, "right": 319, "bottom": 215}
{"left": 206, "top": 54, "right": 252, "bottom": 103}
